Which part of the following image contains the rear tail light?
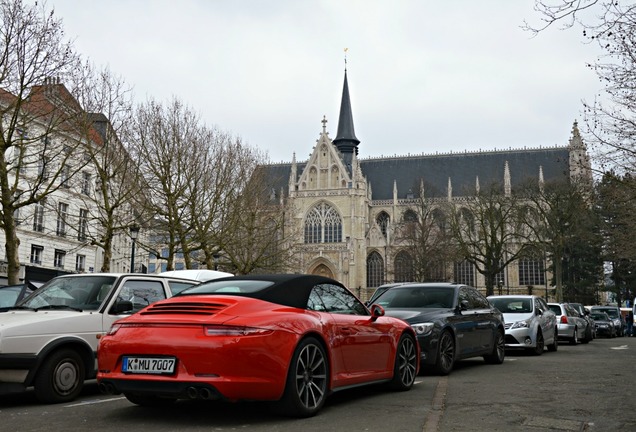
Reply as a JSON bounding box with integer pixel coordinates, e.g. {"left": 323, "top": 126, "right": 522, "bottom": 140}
{"left": 560, "top": 316, "right": 569, "bottom": 324}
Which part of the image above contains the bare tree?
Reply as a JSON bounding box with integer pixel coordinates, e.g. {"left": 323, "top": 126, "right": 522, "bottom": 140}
{"left": 129, "top": 97, "right": 201, "bottom": 271}
{"left": 393, "top": 180, "right": 458, "bottom": 282}
{"left": 446, "top": 185, "right": 527, "bottom": 296}
{"left": 216, "top": 163, "right": 300, "bottom": 274}
{"left": 526, "top": 1, "right": 636, "bottom": 174}
{"left": 0, "top": 0, "right": 93, "bottom": 283}
{"left": 518, "top": 179, "right": 595, "bottom": 301}
{"left": 70, "top": 64, "right": 140, "bottom": 271}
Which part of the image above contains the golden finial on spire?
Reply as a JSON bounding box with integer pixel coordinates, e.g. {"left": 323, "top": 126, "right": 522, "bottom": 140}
{"left": 344, "top": 47, "right": 348, "bottom": 71}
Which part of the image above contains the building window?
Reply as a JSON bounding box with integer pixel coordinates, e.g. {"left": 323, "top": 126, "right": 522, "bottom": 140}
{"left": 78, "top": 209, "right": 88, "bottom": 241}
{"left": 30, "top": 245, "right": 43, "bottom": 265}
{"left": 81, "top": 172, "right": 91, "bottom": 195}
{"left": 56, "top": 202, "right": 68, "bottom": 237}
{"left": 304, "top": 202, "right": 342, "bottom": 244}
{"left": 376, "top": 212, "right": 389, "bottom": 239}
{"left": 37, "top": 156, "right": 49, "bottom": 179}
{"left": 60, "top": 164, "right": 70, "bottom": 188}
{"left": 76, "top": 254, "right": 85, "bottom": 272}
{"left": 394, "top": 250, "right": 414, "bottom": 282}
{"left": 54, "top": 249, "right": 66, "bottom": 268}
{"left": 519, "top": 257, "right": 545, "bottom": 286}
{"left": 366, "top": 251, "right": 384, "bottom": 288}
{"left": 454, "top": 260, "right": 475, "bottom": 286}
{"left": 33, "top": 200, "right": 45, "bottom": 232}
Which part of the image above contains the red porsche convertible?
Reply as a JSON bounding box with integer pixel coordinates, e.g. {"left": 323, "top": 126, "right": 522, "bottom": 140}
{"left": 97, "top": 274, "right": 419, "bottom": 417}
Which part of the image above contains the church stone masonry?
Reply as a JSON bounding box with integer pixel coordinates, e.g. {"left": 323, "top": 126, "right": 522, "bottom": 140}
{"left": 264, "top": 69, "right": 592, "bottom": 299}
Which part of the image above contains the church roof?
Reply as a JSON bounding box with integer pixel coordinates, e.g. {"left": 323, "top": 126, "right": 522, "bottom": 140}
{"left": 262, "top": 146, "right": 570, "bottom": 201}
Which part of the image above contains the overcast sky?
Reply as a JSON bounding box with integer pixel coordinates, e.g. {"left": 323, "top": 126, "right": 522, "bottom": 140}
{"left": 46, "top": 0, "right": 602, "bottom": 164}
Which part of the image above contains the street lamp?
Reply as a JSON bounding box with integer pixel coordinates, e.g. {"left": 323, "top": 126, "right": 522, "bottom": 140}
{"left": 213, "top": 253, "right": 220, "bottom": 271}
{"left": 130, "top": 225, "right": 140, "bottom": 273}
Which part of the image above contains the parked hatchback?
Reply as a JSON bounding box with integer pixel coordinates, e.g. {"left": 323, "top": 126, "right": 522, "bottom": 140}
{"left": 548, "top": 302, "right": 589, "bottom": 344}
{"left": 488, "top": 295, "right": 558, "bottom": 355}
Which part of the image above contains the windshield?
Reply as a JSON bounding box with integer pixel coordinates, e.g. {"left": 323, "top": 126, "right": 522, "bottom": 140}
{"left": 19, "top": 276, "right": 117, "bottom": 311}
{"left": 178, "top": 279, "right": 274, "bottom": 296}
{"left": 490, "top": 298, "right": 532, "bottom": 314}
{"left": 594, "top": 308, "right": 619, "bottom": 318}
{"left": 375, "top": 287, "right": 454, "bottom": 309}
{"left": 590, "top": 313, "right": 609, "bottom": 321}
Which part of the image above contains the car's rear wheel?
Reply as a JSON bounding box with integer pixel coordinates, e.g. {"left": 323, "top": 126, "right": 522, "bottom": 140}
{"left": 581, "top": 325, "right": 592, "bottom": 344}
{"left": 278, "top": 337, "right": 329, "bottom": 417}
{"left": 570, "top": 328, "right": 579, "bottom": 345}
{"left": 547, "top": 329, "right": 558, "bottom": 352}
{"left": 33, "top": 348, "right": 85, "bottom": 403}
{"left": 484, "top": 329, "right": 505, "bottom": 364}
{"left": 434, "top": 330, "right": 455, "bottom": 375}
{"left": 124, "top": 393, "right": 177, "bottom": 407}
{"left": 388, "top": 333, "right": 418, "bottom": 390}
{"left": 529, "top": 330, "right": 544, "bottom": 356}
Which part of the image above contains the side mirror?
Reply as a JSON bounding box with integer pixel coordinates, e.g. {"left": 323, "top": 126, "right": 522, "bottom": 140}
{"left": 460, "top": 300, "right": 469, "bottom": 311}
{"left": 111, "top": 300, "right": 133, "bottom": 314}
{"left": 370, "top": 304, "right": 385, "bottom": 321}
{"left": 536, "top": 309, "right": 543, "bottom": 316}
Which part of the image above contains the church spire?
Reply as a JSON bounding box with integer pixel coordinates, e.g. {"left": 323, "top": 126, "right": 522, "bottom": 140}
{"left": 333, "top": 68, "right": 360, "bottom": 160}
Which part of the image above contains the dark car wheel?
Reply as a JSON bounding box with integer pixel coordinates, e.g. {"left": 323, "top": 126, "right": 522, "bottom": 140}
{"left": 570, "top": 328, "right": 579, "bottom": 345}
{"left": 529, "top": 330, "right": 544, "bottom": 356}
{"left": 388, "top": 333, "right": 418, "bottom": 390}
{"left": 581, "top": 325, "right": 592, "bottom": 344}
{"left": 34, "top": 348, "right": 85, "bottom": 403}
{"left": 484, "top": 329, "right": 505, "bottom": 364}
{"left": 547, "top": 329, "right": 558, "bottom": 352}
{"left": 434, "top": 330, "right": 455, "bottom": 375}
{"left": 124, "top": 393, "right": 177, "bottom": 406}
{"left": 278, "top": 337, "right": 329, "bottom": 418}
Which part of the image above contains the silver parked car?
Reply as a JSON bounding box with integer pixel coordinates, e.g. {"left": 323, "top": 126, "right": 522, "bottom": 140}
{"left": 488, "top": 295, "right": 558, "bottom": 355}
{"left": 548, "top": 302, "right": 589, "bottom": 345}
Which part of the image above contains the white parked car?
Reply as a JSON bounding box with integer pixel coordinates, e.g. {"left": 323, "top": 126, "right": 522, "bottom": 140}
{"left": 0, "top": 273, "right": 201, "bottom": 403}
{"left": 488, "top": 295, "right": 558, "bottom": 355}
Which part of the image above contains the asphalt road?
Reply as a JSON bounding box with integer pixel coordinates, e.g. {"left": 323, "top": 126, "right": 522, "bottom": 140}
{"left": 1, "top": 336, "right": 634, "bottom": 431}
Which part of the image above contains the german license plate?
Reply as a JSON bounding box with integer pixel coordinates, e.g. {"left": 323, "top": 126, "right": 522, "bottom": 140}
{"left": 122, "top": 356, "right": 176, "bottom": 374}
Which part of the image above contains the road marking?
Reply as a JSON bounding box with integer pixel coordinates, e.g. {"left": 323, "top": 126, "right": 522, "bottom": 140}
{"left": 422, "top": 376, "right": 447, "bottom": 432}
{"left": 65, "top": 396, "right": 125, "bottom": 407}
{"left": 611, "top": 345, "right": 629, "bottom": 350}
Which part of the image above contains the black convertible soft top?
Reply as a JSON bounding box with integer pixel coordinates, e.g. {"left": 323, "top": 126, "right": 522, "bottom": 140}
{"left": 176, "top": 274, "right": 346, "bottom": 309}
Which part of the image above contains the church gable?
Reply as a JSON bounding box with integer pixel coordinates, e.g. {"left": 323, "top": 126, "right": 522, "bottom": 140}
{"left": 297, "top": 119, "right": 351, "bottom": 191}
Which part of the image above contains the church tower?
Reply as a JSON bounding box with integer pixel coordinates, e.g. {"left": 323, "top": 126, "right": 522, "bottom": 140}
{"left": 286, "top": 67, "right": 370, "bottom": 293}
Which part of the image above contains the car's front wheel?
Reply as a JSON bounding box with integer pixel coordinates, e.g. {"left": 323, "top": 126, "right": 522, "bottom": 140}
{"left": 388, "top": 333, "right": 418, "bottom": 390}
{"left": 434, "top": 330, "right": 455, "bottom": 375}
{"left": 278, "top": 337, "right": 329, "bottom": 417}
{"left": 529, "top": 330, "right": 544, "bottom": 356}
{"left": 33, "top": 348, "right": 85, "bottom": 403}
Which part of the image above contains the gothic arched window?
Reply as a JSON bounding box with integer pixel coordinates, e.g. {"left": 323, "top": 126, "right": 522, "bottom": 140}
{"left": 403, "top": 209, "right": 417, "bottom": 223}
{"left": 366, "top": 251, "right": 384, "bottom": 288}
{"left": 304, "top": 202, "right": 343, "bottom": 244}
{"left": 376, "top": 211, "right": 389, "bottom": 238}
{"left": 394, "top": 250, "right": 414, "bottom": 283}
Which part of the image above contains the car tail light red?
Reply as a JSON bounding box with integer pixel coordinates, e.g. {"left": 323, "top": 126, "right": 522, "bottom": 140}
{"left": 560, "top": 315, "right": 569, "bottom": 324}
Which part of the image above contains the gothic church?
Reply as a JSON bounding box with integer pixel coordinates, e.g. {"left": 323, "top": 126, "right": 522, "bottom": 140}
{"left": 263, "top": 69, "right": 592, "bottom": 299}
